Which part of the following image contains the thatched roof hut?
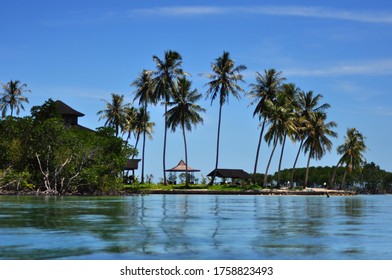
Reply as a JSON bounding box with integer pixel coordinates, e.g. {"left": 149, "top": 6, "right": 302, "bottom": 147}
{"left": 207, "top": 169, "right": 251, "bottom": 180}
{"left": 166, "top": 160, "right": 200, "bottom": 172}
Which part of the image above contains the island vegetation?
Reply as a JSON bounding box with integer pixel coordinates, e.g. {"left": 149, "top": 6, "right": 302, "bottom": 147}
{"left": 1, "top": 50, "right": 390, "bottom": 195}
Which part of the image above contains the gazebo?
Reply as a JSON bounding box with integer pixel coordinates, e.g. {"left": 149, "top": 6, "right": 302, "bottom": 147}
{"left": 123, "top": 159, "right": 141, "bottom": 184}
{"left": 207, "top": 168, "right": 251, "bottom": 184}
{"left": 166, "top": 160, "right": 200, "bottom": 184}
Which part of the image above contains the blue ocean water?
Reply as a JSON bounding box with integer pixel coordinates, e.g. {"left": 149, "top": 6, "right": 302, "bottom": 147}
{"left": 0, "top": 194, "right": 391, "bottom": 259}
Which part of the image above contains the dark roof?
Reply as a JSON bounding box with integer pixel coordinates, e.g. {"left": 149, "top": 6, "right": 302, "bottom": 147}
{"left": 71, "top": 124, "right": 95, "bottom": 132}
{"left": 55, "top": 100, "right": 85, "bottom": 117}
{"left": 207, "top": 169, "right": 251, "bottom": 180}
{"left": 166, "top": 160, "right": 200, "bottom": 172}
{"left": 124, "top": 159, "right": 141, "bottom": 170}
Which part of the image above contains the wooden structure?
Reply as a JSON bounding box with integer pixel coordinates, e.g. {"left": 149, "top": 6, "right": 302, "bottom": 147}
{"left": 166, "top": 160, "right": 200, "bottom": 184}
{"left": 207, "top": 168, "right": 251, "bottom": 182}
{"left": 124, "top": 159, "right": 141, "bottom": 171}
{"left": 55, "top": 100, "right": 94, "bottom": 131}
{"left": 55, "top": 100, "right": 84, "bottom": 125}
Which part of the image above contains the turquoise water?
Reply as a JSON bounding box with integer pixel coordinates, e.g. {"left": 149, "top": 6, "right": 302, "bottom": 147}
{"left": 0, "top": 194, "right": 391, "bottom": 259}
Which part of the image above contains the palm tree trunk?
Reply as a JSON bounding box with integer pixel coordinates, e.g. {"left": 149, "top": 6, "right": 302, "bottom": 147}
{"left": 126, "top": 130, "right": 132, "bottom": 144}
{"left": 341, "top": 169, "right": 347, "bottom": 189}
{"left": 291, "top": 139, "right": 304, "bottom": 188}
{"left": 209, "top": 104, "right": 223, "bottom": 186}
{"left": 304, "top": 148, "right": 312, "bottom": 188}
{"left": 252, "top": 118, "right": 266, "bottom": 184}
{"left": 141, "top": 129, "right": 146, "bottom": 184}
{"left": 263, "top": 137, "right": 278, "bottom": 188}
{"left": 163, "top": 102, "right": 168, "bottom": 185}
{"left": 141, "top": 104, "right": 148, "bottom": 184}
{"left": 277, "top": 133, "right": 287, "bottom": 186}
{"left": 134, "top": 132, "right": 141, "bottom": 154}
{"left": 182, "top": 123, "right": 189, "bottom": 188}
{"left": 329, "top": 160, "right": 342, "bottom": 189}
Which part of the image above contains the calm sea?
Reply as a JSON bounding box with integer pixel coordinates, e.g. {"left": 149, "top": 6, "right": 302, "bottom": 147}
{"left": 0, "top": 194, "right": 391, "bottom": 260}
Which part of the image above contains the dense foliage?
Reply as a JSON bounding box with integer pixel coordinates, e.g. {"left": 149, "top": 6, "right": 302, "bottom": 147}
{"left": 0, "top": 100, "right": 135, "bottom": 194}
{"left": 263, "top": 163, "right": 392, "bottom": 194}
{"left": 0, "top": 50, "right": 378, "bottom": 192}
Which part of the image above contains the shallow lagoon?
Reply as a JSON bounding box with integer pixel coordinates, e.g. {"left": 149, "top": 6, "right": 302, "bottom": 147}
{"left": 1, "top": 194, "right": 391, "bottom": 259}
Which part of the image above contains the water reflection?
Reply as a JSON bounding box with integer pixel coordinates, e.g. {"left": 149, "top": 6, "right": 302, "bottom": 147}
{"left": 1, "top": 195, "right": 392, "bottom": 259}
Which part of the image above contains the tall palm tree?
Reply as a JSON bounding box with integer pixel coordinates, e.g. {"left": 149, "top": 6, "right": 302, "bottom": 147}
{"left": 166, "top": 77, "right": 205, "bottom": 187}
{"left": 122, "top": 106, "right": 138, "bottom": 143}
{"left": 290, "top": 91, "right": 331, "bottom": 187}
{"left": 262, "top": 93, "right": 297, "bottom": 188}
{"left": 152, "top": 50, "right": 186, "bottom": 184}
{"left": 134, "top": 107, "right": 155, "bottom": 182}
{"left": 97, "top": 93, "right": 129, "bottom": 137}
{"left": 302, "top": 112, "right": 337, "bottom": 188}
{"left": 0, "top": 80, "right": 31, "bottom": 117}
{"left": 204, "top": 51, "right": 247, "bottom": 185}
{"left": 132, "top": 70, "right": 157, "bottom": 183}
{"left": 330, "top": 128, "right": 367, "bottom": 188}
{"left": 276, "top": 83, "right": 299, "bottom": 185}
{"left": 247, "top": 69, "right": 285, "bottom": 184}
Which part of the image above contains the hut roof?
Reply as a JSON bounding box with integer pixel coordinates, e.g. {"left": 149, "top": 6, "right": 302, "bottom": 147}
{"left": 124, "top": 159, "right": 141, "bottom": 170}
{"left": 166, "top": 160, "right": 200, "bottom": 172}
{"left": 55, "top": 100, "right": 85, "bottom": 117}
{"left": 207, "top": 169, "right": 251, "bottom": 180}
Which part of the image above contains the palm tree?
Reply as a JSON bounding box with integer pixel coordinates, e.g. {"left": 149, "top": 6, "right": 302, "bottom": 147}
{"left": 134, "top": 107, "right": 155, "bottom": 183}
{"left": 247, "top": 69, "right": 285, "bottom": 184}
{"left": 166, "top": 77, "right": 205, "bottom": 187}
{"left": 97, "top": 93, "right": 129, "bottom": 137}
{"left": 302, "top": 112, "right": 337, "bottom": 188}
{"left": 132, "top": 70, "right": 156, "bottom": 108}
{"left": 122, "top": 106, "right": 138, "bottom": 143}
{"left": 204, "top": 51, "right": 246, "bottom": 185}
{"left": 262, "top": 93, "right": 297, "bottom": 188}
{"left": 291, "top": 91, "right": 331, "bottom": 187}
{"left": 0, "top": 80, "right": 31, "bottom": 117}
{"left": 152, "top": 50, "right": 186, "bottom": 184}
{"left": 276, "top": 83, "right": 299, "bottom": 185}
{"left": 132, "top": 70, "right": 157, "bottom": 183}
{"left": 330, "top": 128, "right": 367, "bottom": 189}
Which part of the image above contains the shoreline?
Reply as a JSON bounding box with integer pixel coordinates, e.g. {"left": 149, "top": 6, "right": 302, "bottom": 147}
{"left": 0, "top": 188, "right": 355, "bottom": 196}
{"left": 136, "top": 188, "right": 355, "bottom": 196}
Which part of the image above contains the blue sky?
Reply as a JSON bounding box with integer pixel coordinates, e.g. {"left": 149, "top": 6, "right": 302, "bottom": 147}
{"left": 1, "top": 0, "right": 392, "bottom": 182}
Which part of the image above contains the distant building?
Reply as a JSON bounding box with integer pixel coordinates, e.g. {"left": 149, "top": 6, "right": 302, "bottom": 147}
{"left": 55, "top": 100, "right": 93, "bottom": 131}
{"left": 207, "top": 168, "right": 251, "bottom": 183}
{"left": 54, "top": 100, "right": 141, "bottom": 176}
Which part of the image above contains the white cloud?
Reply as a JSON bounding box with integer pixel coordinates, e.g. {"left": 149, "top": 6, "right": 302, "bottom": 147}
{"left": 284, "top": 59, "right": 392, "bottom": 77}
{"left": 129, "top": 5, "right": 392, "bottom": 24}
{"left": 43, "top": 5, "right": 392, "bottom": 26}
{"left": 374, "top": 106, "right": 392, "bottom": 116}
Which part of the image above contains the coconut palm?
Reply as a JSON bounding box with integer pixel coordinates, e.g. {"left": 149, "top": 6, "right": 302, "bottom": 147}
{"left": 0, "top": 80, "right": 31, "bottom": 117}
{"left": 247, "top": 69, "right": 285, "bottom": 184}
{"left": 97, "top": 93, "right": 129, "bottom": 137}
{"left": 132, "top": 70, "right": 156, "bottom": 108}
{"left": 152, "top": 50, "right": 186, "bottom": 184}
{"left": 204, "top": 51, "right": 247, "bottom": 185}
{"left": 290, "top": 91, "right": 330, "bottom": 187}
{"left": 132, "top": 70, "right": 156, "bottom": 183}
{"left": 122, "top": 106, "right": 138, "bottom": 143}
{"left": 276, "top": 83, "right": 300, "bottom": 185}
{"left": 302, "top": 112, "right": 337, "bottom": 188}
{"left": 166, "top": 77, "right": 205, "bottom": 187}
{"left": 263, "top": 92, "right": 297, "bottom": 188}
{"left": 134, "top": 107, "right": 155, "bottom": 182}
{"left": 330, "top": 128, "right": 367, "bottom": 188}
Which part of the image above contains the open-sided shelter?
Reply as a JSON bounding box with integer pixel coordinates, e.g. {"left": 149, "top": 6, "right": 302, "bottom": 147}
{"left": 166, "top": 160, "right": 200, "bottom": 184}
{"left": 207, "top": 168, "right": 251, "bottom": 182}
